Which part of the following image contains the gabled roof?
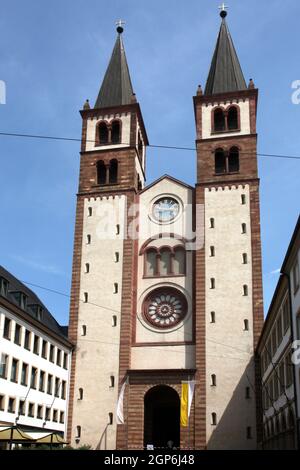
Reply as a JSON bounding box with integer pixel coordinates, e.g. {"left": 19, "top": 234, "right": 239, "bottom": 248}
{"left": 204, "top": 15, "right": 247, "bottom": 96}
{"left": 0, "top": 265, "right": 68, "bottom": 341}
{"left": 95, "top": 31, "right": 135, "bottom": 109}
{"left": 140, "top": 174, "right": 194, "bottom": 194}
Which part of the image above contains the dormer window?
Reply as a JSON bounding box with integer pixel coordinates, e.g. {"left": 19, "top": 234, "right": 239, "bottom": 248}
{"left": 12, "top": 291, "right": 28, "bottom": 310}
{"left": 29, "top": 304, "right": 43, "bottom": 321}
{"left": 212, "top": 105, "right": 240, "bottom": 133}
{"left": 0, "top": 277, "right": 8, "bottom": 297}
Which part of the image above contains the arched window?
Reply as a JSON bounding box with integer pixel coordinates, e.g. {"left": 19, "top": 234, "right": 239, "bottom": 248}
{"left": 78, "top": 388, "right": 83, "bottom": 400}
{"left": 97, "top": 160, "right": 106, "bottom": 185}
{"left": 215, "top": 149, "right": 226, "bottom": 174}
{"left": 211, "top": 413, "right": 217, "bottom": 425}
{"left": 145, "top": 249, "right": 157, "bottom": 277}
{"left": 109, "top": 159, "right": 118, "bottom": 184}
{"left": 214, "top": 108, "right": 225, "bottom": 132}
{"left": 160, "top": 248, "right": 171, "bottom": 276}
{"left": 227, "top": 106, "right": 239, "bottom": 130}
{"left": 98, "top": 122, "right": 109, "bottom": 144}
{"left": 111, "top": 120, "right": 121, "bottom": 144}
{"left": 173, "top": 247, "right": 185, "bottom": 275}
{"left": 228, "top": 147, "right": 240, "bottom": 173}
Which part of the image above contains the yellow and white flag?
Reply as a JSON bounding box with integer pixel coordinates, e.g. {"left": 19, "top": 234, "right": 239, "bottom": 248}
{"left": 180, "top": 381, "right": 195, "bottom": 427}
{"left": 116, "top": 378, "right": 128, "bottom": 425}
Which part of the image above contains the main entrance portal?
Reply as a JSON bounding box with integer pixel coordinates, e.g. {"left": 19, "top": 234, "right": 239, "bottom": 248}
{"left": 144, "top": 385, "right": 180, "bottom": 449}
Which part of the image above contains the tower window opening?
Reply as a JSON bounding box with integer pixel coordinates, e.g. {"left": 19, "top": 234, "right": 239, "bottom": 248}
{"left": 214, "top": 108, "right": 226, "bottom": 132}
{"left": 210, "top": 246, "right": 215, "bottom": 257}
{"left": 210, "top": 311, "right": 216, "bottom": 323}
{"left": 211, "top": 413, "right": 217, "bottom": 426}
{"left": 108, "top": 413, "right": 113, "bottom": 425}
{"left": 83, "top": 292, "right": 88, "bottom": 303}
{"left": 115, "top": 252, "right": 120, "bottom": 263}
{"left": 243, "top": 285, "right": 248, "bottom": 296}
{"left": 215, "top": 149, "right": 226, "bottom": 174}
{"left": 111, "top": 120, "right": 121, "bottom": 144}
{"left": 211, "top": 374, "right": 217, "bottom": 387}
{"left": 97, "top": 160, "right": 107, "bottom": 185}
{"left": 228, "top": 147, "right": 240, "bottom": 173}
{"left": 210, "top": 218, "right": 215, "bottom": 229}
{"left": 227, "top": 106, "right": 239, "bottom": 130}
{"left": 87, "top": 234, "right": 91, "bottom": 244}
{"left": 114, "top": 283, "right": 118, "bottom": 294}
{"left": 85, "top": 263, "right": 90, "bottom": 273}
{"left": 112, "top": 315, "right": 117, "bottom": 327}
{"left": 98, "top": 122, "right": 109, "bottom": 144}
{"left": 109, "top": 159, "right": 118, "bottom": 184}
{"left": 110, "top": 376, "right": 115, "bottom": 388}
{"left": 242, "top": 253, "right": 248, "bottom": 264}
{"left": 241, "top": 194, "right": 246, "bottom": 205}
{"left": 88, "top": 207, "right": 92, "bottom": 217}
{"left": 76, "top": 425, "right": 81, "bottom": 439}
{"left": 81, "top": 325, "right": 87, "bottom": 336}
{"left": 210, "top": 278, "right": 216, "bottom": 289}
{"left": 242, "top": 223, "right": 247, "bottom": 234}
{"left": 245, "top": 387, "right": 251, "bottom": 399}
{"left": 244, "top": 319, "right": 249, "bottom": 331}
{"left": 78, "top": 388, "right": 83, "bottom": 400}
{"left": 116, "top": 224, "right": 120, "bottom": 235}
{"left": 246, "top": 426, "right": 252, "bottom": 439}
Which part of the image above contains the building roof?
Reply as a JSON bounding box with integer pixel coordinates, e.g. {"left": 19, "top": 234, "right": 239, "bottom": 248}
{"left": 139, "top": 174, "right": 194, "bottom": 194}
{"left": 204, "top": 16, "right": 247, "bottom": 96}
{"left": 281, "top": 215, "right": 300, "bottom": 273}
{"left": 94, "top": 31, "right": 135, "bottom": 109}
{"left": 0, "top": 265, "right": 68, "bottom": 342}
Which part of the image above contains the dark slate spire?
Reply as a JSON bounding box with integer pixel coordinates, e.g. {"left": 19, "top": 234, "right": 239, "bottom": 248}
{"left": 204, "top": 9, "right": 247, "bottom": 96}
{"left": 95, "top": 22, "right": 135, "bottom": 109}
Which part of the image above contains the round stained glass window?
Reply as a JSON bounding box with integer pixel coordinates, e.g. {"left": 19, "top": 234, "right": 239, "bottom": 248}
{"left": 143, "top": 287, "right": 188, "bottom": 329}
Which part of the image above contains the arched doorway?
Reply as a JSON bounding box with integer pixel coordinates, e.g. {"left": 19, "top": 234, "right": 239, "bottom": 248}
{"left": 144, "top": 385, "right": 180, "bottom": 449}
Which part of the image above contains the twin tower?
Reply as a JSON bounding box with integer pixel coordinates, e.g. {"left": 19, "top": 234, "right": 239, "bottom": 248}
{"left": 67, "top": 11, "right": 264, "bottom": 450}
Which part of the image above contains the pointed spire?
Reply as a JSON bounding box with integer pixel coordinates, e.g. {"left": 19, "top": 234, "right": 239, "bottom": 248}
{"left": 204, "top": 8, "right": 247, "bottom": 96}
{"left": 95, "top": 22, "right": 135, "bottom": 109}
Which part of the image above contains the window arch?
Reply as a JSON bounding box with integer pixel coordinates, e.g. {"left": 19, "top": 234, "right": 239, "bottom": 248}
{"left": 111, "top": 120, "right": 121, "bottom": 144}
{"left": 97, "top": 160, "right": 106, "bottom": 185}
{"left": 173, "top": 246, "right": 186, "bottom": 275}
{"left": 213, "top": 108, "right": 225, "bottom": 132}
{"left": 144, "top": 245, "right": 186, "bottom": 277}
{"left": 215, "top": 149, "right": 226, "bottom": 174}
{"left": 98, "top": 122, "right": 109, "bottom": 144}
{"left": 228, "top": 147, "right": 240, "bottom": 173}
{"left": 160, "top": 248, "right": 171, "bottom": 276}
{"left": 109, "top": 159, "right": 118, "bottom": 184}
{"left": 227, "top": 106, "right": 239, "bottom": 130}
{"left": 145, "top": 249, "right": 158, "bottom": 277}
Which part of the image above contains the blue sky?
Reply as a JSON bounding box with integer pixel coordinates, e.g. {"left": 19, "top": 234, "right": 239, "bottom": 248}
{"left": 0, "top": 0, "right": 299, "bottom": 326}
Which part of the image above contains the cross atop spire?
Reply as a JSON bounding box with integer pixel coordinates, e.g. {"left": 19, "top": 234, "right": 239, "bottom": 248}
{"left": 218, "top": 2, "right": 228, "bottom": 18}
{"left": 116, "top": 19, "right": 125, "bottom": 34}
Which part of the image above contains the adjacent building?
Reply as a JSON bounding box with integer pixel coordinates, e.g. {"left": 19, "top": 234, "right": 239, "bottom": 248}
{"left": 257, "top": 216, "right": 300, "bottom": 449}
{"left": 0, "top": 265, "right": 73, "bottom": 444}
{"left": 68, "top": 9, "right": 264, "bottom": 450}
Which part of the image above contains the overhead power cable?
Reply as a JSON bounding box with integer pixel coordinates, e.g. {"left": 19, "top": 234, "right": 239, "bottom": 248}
{"left": 0, "top": 131, "right": 299, "bottom": 160}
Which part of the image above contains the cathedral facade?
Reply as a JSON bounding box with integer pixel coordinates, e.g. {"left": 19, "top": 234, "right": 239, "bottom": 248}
{"left": 67, "top": 10, "right": 264, "bottom": 450}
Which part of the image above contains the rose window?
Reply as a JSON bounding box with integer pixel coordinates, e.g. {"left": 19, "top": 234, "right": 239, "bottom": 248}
{"left": 143, "top": 287, "right": 188, "bottom": 329}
